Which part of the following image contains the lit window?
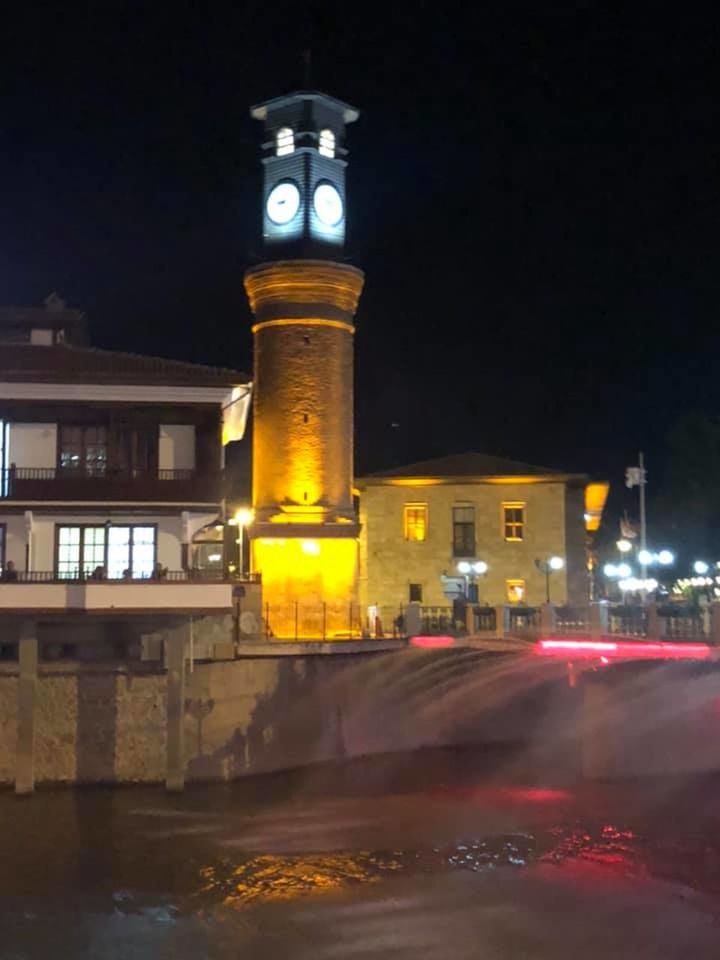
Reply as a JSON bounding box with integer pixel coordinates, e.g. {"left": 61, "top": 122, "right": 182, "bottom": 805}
{"left": 275, "top": 126, "right": 295, "bottom": 156}
{"left": 503, "top": 502, "right": 525, "bottom": 541}
{"left": 57, "top": 525, "right": 105, "bottom": 579}
{"left": 506, "top": 579, "right": 526, "bottom": 604}
{"left": 452, "top": 505, "right": 475, "bottom": 557}
{"left": 107, "top": 526, "right": 156, "bottom": 579}
{"left": 404, "top": 503, "right": 427, "bottom": 542}
{"left": 59, "top": 425, "right": 107, "bottom": 477}
{"left": 318, "top": 128, "right": 335, "bottom": 158}
{"left": 56, "top": 524, "right": 157, "bottom": 579}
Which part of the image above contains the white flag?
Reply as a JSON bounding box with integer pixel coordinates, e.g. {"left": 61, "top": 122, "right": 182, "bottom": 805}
{"left": 620, "top": 514, "right": 637, "bottom": 539}
{"left": 625, "top": 466, "right": 645, "bottom": 488}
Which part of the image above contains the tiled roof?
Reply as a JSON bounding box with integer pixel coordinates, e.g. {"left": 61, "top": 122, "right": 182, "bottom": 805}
{"left": 0, "top": 343, "right": 249, "bottom": 387}
{"left": 362, "top": 452, "right": 580, "bottom": 479}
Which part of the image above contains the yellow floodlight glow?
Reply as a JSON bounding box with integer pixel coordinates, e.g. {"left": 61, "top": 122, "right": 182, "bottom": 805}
{"left": 585, "top": 482, "right": 609, "bottom": 532}
{"left": 252, "top": 537, "right": 358, "bottom": 640}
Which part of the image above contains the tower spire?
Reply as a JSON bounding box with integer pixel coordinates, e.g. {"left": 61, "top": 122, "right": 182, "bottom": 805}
{"left": 302, "top": 48, "right": 312, "bottom": 87}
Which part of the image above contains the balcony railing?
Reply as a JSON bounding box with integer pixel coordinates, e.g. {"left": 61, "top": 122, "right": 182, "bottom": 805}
{"left": 0, "top": 570, "right": 260, "bottom": 613}
{"left": 0, "top": 466, "right": 221, "bottom": 501}
{"left": 0, "top": 569, "right": 260, "bottom": 584}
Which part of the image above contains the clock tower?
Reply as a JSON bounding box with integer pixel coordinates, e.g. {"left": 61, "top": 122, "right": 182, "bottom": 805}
{"left": 244, "top": 91, "right": 365, "bottom": 639}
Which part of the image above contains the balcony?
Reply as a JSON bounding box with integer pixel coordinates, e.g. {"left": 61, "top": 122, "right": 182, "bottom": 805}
{"left": 0, "top": 467, "right": 221, "bottom": 502}
{"left": 0, "top": 570, "right": 259, "bottom": 614}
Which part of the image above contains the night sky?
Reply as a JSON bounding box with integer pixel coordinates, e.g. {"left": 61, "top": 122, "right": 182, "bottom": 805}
{"left": 1, "top": 5, "right": 717, "bottom": 506}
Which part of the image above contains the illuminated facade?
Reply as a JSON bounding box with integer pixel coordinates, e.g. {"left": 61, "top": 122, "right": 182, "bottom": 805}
{"left": 245, "top": 92, "right": 364, "bottom": 638}
{"left": 357, "top": 453, "right": 601, "bottom": 614}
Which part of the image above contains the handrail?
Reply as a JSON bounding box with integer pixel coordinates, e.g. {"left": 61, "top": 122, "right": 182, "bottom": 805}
{"left": 0, "top": 570, "right": 261, "bottom": 584}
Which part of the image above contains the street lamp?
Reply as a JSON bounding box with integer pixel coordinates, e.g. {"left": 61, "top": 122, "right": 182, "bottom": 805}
{"left": 636, "top": 548, "right": 675, "bottom": 567}
{"left": 535, "top": 556, "right": 564, "bottom": 604}
{"left": 228, "top": 507, "right": 254, "bottom": 577}
{"left": 693, "top": 560, "right": 709, "bottom": 575}
{"left": 616, "top": 539, "right": 633, "bottom": 554}
{"left": 456, "top": 560, "right": 489, "bottom": 602}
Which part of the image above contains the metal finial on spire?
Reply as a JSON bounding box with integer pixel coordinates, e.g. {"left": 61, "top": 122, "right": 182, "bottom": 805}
{"left": 302, "top": 48, "right": 312, "bottom": 87}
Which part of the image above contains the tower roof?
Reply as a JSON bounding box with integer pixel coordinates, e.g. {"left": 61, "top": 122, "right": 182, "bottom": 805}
{"left": 250, "top": 90, "right": 359, "bottom": 124}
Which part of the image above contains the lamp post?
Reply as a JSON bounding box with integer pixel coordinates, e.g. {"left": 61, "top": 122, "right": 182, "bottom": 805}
{"left": 228, "top": 507, "right": 254, "bottom": 577}
{"left": 536, "top": 556, "right": 564, "bottom": 604}
{"left": 603, "top": 561, "right": 632, "bottom": 600}
{"left": 456, "top": 560, "right": 489, "bottom": 603}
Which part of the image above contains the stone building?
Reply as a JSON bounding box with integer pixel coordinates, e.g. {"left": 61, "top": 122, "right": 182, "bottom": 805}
{"left": 358, "top": 452, "right": 604, "bottom": 614}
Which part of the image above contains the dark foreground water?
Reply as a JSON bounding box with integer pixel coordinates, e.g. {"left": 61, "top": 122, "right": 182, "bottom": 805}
{"left": 2, "top": 746, "right": 720, "bottom": 958}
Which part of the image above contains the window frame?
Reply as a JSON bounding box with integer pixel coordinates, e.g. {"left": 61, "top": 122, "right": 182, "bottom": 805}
{"left": 275, "top": 126, "right": 295, "bottom": 156}
{"left": 502, "top": 501, "right": 526, "bottom": 542}
{"left": 506, "top": 578, "right": 527, "bottom": 604}
{"left": 452, "top": 504, "right": 476, "bottom": 558}
{"left": 403, "top": 502, "right": 428, "bottom": 542}
{"left": 408, "top": 582, "right": 423, "bottom": 603}
{"left": 318, "top": 128, "right": 336, "bottom": 158}
{"left": 58, "top": 424, "right": 108, "bottom": 477}
{"left": 54, "top": 523, "right": 158, "bottom": 579}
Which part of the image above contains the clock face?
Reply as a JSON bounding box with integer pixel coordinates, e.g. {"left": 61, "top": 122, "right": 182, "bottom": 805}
{"left": 313, "top": 182, "right": 344, "bottom": 227}
{"left": 266, "top": 181, "right": 301, "bottom": 225}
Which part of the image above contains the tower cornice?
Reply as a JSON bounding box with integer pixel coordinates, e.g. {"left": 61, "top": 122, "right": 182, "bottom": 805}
{"left": 244, "top": 260, "right": 365, "bottom": 327}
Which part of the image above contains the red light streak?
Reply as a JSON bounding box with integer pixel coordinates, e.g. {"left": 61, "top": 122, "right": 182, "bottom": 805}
{"left": 410, "top": 635, "right": 455, "bottom": 649}
{"left": 536, "top": 639, "right": 713, "bottom": 660}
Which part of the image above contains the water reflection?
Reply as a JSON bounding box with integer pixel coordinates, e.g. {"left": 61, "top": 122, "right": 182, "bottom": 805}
{"left": 2, "top": 752, "right": 720, "bottom": 957}
{"left": 195, "top": 835, "right": 539, "bottom": 909}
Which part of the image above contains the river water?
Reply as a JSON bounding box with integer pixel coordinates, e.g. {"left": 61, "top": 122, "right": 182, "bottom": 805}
{"left": 1, "top": 746, "right": 720, "bottom": 958}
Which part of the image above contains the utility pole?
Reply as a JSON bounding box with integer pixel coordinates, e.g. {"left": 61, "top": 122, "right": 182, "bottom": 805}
{"left": 639, "top": 451, "right": 647, "bottom": 583}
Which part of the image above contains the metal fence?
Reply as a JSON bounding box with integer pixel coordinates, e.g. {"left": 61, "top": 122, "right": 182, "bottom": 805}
{"left": 607, "top": 605, "right": 648, "bottom": 638}
{"left": 261, "top": 602, "right": 383, "bottom": 641}
{"left": 507, "top": 606, "right": 541, "bottom": 635}
{"left": 553, "top": 606, "right": 591, "bottom": 634}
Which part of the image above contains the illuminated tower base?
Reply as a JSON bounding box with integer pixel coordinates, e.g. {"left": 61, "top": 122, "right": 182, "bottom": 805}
{"left": 244, "top": 259, "right": 365, "bottom": 639}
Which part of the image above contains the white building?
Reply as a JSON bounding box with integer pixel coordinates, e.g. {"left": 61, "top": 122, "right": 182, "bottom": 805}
{"left": 0, "top": 297, "right": 251, "bottom": 631}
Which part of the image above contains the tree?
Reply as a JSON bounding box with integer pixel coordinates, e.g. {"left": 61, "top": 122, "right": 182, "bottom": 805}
{"left": 652, "top": 413, "right": 720, "bottom": 564}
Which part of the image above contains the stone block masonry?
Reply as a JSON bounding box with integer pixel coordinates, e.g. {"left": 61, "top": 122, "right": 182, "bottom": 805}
{"left": 0, "top": 639, "right": 579, "bottom": 789}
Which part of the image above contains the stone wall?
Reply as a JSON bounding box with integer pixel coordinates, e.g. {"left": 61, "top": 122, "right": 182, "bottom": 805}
{"left": 0, "top": 646, "right": 560, "bottom": 787}
{"left": 359, "top": 480, "right": 573, "bottom": 609}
